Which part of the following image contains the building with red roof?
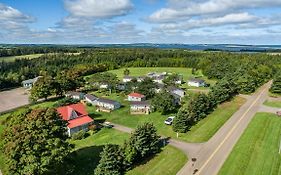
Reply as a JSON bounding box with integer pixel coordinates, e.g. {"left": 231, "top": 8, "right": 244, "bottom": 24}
{"left": 57, "top": 103, "right": 93, "bottom": 136}
{"left": 128, "top": 92, "right": 146, "bottom": 102}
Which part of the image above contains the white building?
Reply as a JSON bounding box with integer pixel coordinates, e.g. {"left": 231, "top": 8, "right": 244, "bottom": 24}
{"left": 22, "top": 76, "right": 42, "bottom": 88}
{"left": 96, "top": 98, "right": 121, "bottom": 112}
{"left": 130, "top": 101, "right": 151, "bottom": 115}
{"left": 85, "top": 94, "right": 99, "bottom": 105}
{"left": 128, "top": 92, "right": 146, "bottom": 101}
{"left": 65, "top": 91, "right": 85, "bottom": 100}
{"left": 188, "top": 79, "right": 206, "bottom": 87}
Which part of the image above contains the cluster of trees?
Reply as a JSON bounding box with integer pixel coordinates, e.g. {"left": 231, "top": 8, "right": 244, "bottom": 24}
{"left": 95, "top": 123, "right": 161, "bottom": 175}
{"left": 30, "top": 71, "right": 83, "bottom": 101}
{"left": 173, "top": 77, "right": 238, "bottom": 133}
{"left": 152, "top": 91, "right": 178, "bottom": 114}
{"left": 270, "top": 72, "right": 281, "bottom": 95}
{"left": 2, "top": 108, "right": 73, "bottom": 175}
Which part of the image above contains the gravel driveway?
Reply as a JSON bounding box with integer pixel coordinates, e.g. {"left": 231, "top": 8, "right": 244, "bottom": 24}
{"left": 0, "top": 88, "right": 30, "bottom": 114}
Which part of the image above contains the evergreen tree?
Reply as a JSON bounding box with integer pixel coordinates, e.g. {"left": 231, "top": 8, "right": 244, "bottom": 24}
{"left": 94, "top": 145, "right": 124, "bottom": 175}
{"left": 123, "top": 68, "right": 130, "bottom": 76}
{"left": 152, "top": 91, "right": 177, "bottom": 114}
{"left": 172, "top": 105, "right": 192, "bottom": 133}
{"left": 270, "top": 73, "right": 281, "bottom": 94}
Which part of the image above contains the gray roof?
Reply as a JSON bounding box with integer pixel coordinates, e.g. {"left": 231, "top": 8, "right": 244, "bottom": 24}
{"left": 85, "top": 94, "right": 99, "bottom": 101}
{"left": 98, "top": 98, "right": 120, "bottom": 105}
{"left": 189, "top": 78, "right": 205, "bottom": 83}
{"left": 167, "top": 86, "right": 184, "bottom": 92}
{"left": 22, "top": 76, "right": 41, "bottom": 84}
{"left": 130, "top": 101, "right": 150, "bottom": 106}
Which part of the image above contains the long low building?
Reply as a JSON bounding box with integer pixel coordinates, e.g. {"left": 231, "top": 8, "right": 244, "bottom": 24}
{"left": 85, "top": 94, "right": 121, "bottom": 112}
{"left": 130, "top": 101, "right": 151, "bottom": 115}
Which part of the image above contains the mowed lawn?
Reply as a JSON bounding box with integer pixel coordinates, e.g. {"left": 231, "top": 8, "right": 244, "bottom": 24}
{"left": 264, "top": 100, "right": 281, "bottom": 108}
{"left": 91, "top": 91, "right": 246, "bottom": 143}
{"left": 0, "top": 54, "right": 44, "bottom": 62}
{"left": 127, "top": 145, "right": 187, "bottom": 175}
{"left": 219, "top": 113, "right": 281, "bottom": 175}
{"left": 107, "top": 67, "right": 216, "bottom": 86}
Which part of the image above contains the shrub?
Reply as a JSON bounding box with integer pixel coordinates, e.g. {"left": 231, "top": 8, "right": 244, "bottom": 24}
{"left": 71, "top": 130, "right": 87, "bottom": 140}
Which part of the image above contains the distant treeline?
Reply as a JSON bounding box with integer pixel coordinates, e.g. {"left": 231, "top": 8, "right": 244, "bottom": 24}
{"left": 0, "top": 48, "right": 281, "bottom": 92}
{"left": 0, "top": 46, "right": 81, "bottom": 57}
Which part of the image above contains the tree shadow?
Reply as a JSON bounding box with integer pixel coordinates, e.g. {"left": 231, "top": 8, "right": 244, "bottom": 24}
{"left": 69, "top": 145, "right": 104, "bottom": 175}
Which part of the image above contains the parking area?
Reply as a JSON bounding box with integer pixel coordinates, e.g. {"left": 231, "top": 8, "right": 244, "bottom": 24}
{"left": 0, "top": 88, "right": 30, "bottom": 114}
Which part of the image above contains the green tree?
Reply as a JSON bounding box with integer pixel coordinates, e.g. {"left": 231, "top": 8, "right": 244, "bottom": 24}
{"left": 136, "top": 77, "right": 157, "bottom": 99}
{"left": 30, "top": 76, "right": 52, "bottom": 101}
{"left": 2, "top": 108, "right": 73, "bottom": 175}
{"left": 127, "top": 123, "right": 160, "bottom": 161}
{"left": 270, "top": 72, "right": 281, "bottom": 94}
{"left": 163, "top": 73, "right": 180, "bottom": 86}
{"left": 94, "top": 145, "right": 124, "bottom": 175}
{"left": 152, "top": 91, "right": 177, "bottom": 114}
{"left": 172, "top": 105, "right": 193, "bottom": 133}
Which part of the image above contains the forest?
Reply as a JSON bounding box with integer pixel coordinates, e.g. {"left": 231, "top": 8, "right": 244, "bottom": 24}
{"left": 0, "top": 47, "right": 280, "bottom": 94}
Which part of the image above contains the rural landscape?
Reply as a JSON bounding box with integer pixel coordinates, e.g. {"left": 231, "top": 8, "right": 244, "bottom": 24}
{"left": 1, "top": 0, "right": 281, "bottom": 175}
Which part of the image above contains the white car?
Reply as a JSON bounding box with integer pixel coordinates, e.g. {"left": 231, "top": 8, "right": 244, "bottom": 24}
{"left": 165, "top": 116, "right": 175, "bottom": 125}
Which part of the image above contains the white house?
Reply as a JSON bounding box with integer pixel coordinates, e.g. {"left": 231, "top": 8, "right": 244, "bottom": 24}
{"left": 128, "top": 92, "right": 145, "bottom": 101}
{"left": 153, "top": 75, "right": 165, "bottom": 84}
{"left": 65, "top": 91, "right": 85, "bottom": 100}
{"left": 22, "top": 76, "right": 42, "bottom": 88}
{"left": 130, "top": 101, "right": 151, "bottom": 115}
{"left": 57, "top": 103, "right": 94, "bottom": 136}
{"left": 168, "top": 86, "right": 185, "bottom": 98}
{"left": 123, "top": 76, "right": 134, "bottom": 83}
{"left": 96, "top": 98, "right": 121, "bottom": 112}
{"left": 85, "top": 94, "right": 99, "bottom": 105}
{"left": 188, "top": 78, "right": 206, "bottom": 87}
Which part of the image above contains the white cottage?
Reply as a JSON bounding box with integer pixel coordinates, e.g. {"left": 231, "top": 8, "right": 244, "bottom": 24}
{"left": 188, "top": 78, "right": 206, "bottom": 87}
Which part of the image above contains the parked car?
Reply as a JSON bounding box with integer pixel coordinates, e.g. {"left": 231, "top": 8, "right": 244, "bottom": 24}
{"left": 103, "top": 121, "right": 114, "bottom": 128}
{"left": 164, "top": 116, "right": 175, "bottom": 125}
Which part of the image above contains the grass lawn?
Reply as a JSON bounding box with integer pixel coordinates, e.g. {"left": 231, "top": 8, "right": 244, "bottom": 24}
{"left": 219, "top": 113, "right": 281, "bottom": 175}
{"left": 0, "top": 54, "right": 44, "bottom": 62}
{"left": 264, "top": 100, "right": 281, "bottom": 108}
{"left": 91, "top": 91, "right": 245, "bottom": 142}
{"left": 69, "top": 128, "right": 129, "bottom": 175}
{"left": 127, "top": 145, "right": 187, "bottom": 175}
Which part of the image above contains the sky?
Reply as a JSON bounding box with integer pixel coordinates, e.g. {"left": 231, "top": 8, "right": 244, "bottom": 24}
{"left": 1, "top": 0, "right": 281, "bottom": 44}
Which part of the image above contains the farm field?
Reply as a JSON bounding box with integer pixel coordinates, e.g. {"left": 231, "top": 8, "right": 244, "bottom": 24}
{"left": 219, "top": 113, "right": 281, "bottom": 175}
{"left": 0, "top": 54, "right": 44, "bottom": 62}
{"left": 264, "top": 100, "right": 281, "bottom": 108}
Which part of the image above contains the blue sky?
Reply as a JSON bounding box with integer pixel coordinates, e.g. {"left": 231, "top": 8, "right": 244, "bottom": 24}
{"left": 1, "top": 0, "right": 281, "bottom": 44}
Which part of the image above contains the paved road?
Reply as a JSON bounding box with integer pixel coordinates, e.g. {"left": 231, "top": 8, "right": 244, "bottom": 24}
{"left": 258, "top": 105, "right": 280, "bottom": 114}
{"left": 177, "top": 81, "right": 272, "bottom": 175}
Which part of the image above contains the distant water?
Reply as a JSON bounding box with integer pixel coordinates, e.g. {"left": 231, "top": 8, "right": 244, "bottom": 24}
{"left": 86, "top": 43, "right": 281, "bottom": 52}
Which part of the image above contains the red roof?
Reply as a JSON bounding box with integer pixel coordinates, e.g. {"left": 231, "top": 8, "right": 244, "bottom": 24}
{"left": 57, "top": 103, "right": 93, "bottom": 129}
{"left": 68, "top": 115, "right": 93, "bottom": 129}
{"left": 57, "top": 103, "right": 88, "bottom": 121}
{"left": 128, "top": 92, "right": 145, "bottom": 98}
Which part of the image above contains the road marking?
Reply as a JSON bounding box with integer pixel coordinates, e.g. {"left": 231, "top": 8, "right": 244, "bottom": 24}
{"left": 197, "top": 86, "right": 268, "bottom": 175}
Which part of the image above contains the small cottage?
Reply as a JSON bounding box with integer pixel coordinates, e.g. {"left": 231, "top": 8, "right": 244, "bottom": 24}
{"left": 188, "top": 78, "right": 206, "bottom": 87}
{"left": 65, "top": 91, "right": 85, "bottom": 100}
{"left": 85, "top": 94, "right": 99, "bottom": 105}
{"left": 130, "top": 101, "right": 151, "bottom": 115}
{"left": 22, "top": 76, "right": 42, "bottom": 88}
{"left": 123, "top": 76, "right": 134, "bottom": 83}
{"left": 57, "top": 103, "right": 94, "bottom": 136}
{"left": 128, "top": 92, "right": 145, "bottom": 101}
{"left": 96, "top": 98, "right": 121, "bottom": 112}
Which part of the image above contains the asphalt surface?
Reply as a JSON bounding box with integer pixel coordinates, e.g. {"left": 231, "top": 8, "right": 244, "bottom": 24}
{"left": 0, "top": 88, "right": 29, "bottom": 114}
{"left": 177, "top": 81, "right": 272, "bottom": 175}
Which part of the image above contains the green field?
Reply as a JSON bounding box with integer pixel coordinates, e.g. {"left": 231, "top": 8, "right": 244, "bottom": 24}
{"left": 107, "top": 67, "right": 216, "bottom": 86}
{"left": 90, "top": 91, "right": 245, "bottom": 142}
{"left": 0, "top": 54, "right": 44, "bottom": 62}
{"left": 127, "top": 145, "right": 187, "bottom": 175}
{"left": 264, "top": 100, "right": 281, "bottom": 108}
{"left": 219, "top": 113, "right": 281, "bottom": 175}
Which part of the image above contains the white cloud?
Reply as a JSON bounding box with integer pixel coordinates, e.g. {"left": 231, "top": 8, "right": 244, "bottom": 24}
{"left": 64, "top": 0, "right": 133, "bottom": 18}
{"left": 148, "top": 0, "right": 281, "bottom": 23}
